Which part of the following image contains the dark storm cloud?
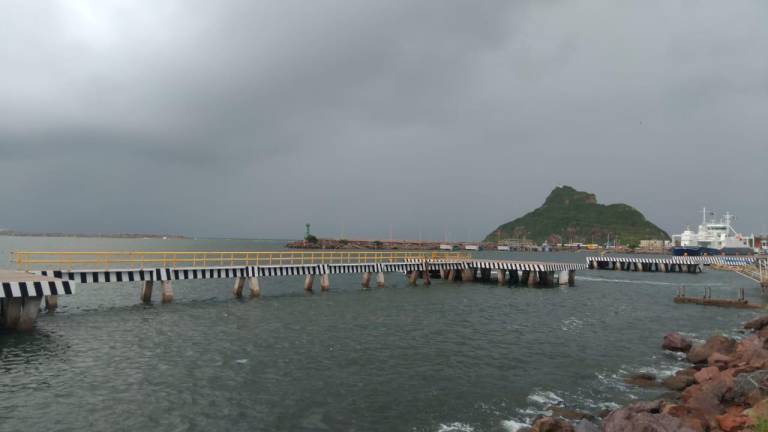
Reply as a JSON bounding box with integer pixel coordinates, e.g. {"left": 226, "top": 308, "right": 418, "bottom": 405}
{"left": 1, "top": 0, "right": 767, "bottom": 238}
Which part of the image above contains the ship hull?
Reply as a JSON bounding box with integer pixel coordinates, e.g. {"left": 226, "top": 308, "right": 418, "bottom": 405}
{"left": 673, "top": 246, "right": 753, "bottom": 256}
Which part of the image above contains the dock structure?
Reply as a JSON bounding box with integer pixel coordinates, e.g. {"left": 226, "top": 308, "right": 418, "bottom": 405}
{"left": 2, "top": 251, "right": 585, "bottom": 330}
{"left": 0, "top": 270, "right": 76, "bottom": 330}
{"left": 586, "top": 255, "right": 755, "bottom": 274}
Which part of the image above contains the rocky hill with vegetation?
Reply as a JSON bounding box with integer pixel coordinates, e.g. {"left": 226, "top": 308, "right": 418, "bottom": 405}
{"left": 485, "top": 186, "right": 669, "bottom": 246}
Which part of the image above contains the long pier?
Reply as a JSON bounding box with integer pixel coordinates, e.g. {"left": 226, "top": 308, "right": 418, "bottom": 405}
{"left": 586, "top": 255, "right": 756, "bottom": 274}
{"left": 1, "top": 251, "right": 585, "bottom": 331}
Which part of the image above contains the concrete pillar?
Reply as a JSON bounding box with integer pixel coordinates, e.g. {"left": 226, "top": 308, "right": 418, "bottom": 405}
{"left": 16, "top": 297, "right": 42, "bottom": 331}
{"left": 161, "top": 281, "right": 173, "bottom": 303}
{"left": 447, "top": 269, "right": 455, "bottom": 282}
{"left": 521, "top": 270, "right": 530, "bottom": 285}
{"left": 304, "top": 274, "right": 315, "bottom": 292}
{"left": 568, "top": 270, "right": 576, "bottom": 287}
{"left": 614, "top": 261, "right": 620, "bottom": 271}
{"left": 140, "top": 281, "right": 154, "bottom": 304}
{"left": 422, "top": 263, "right": 431, "bottom": 286}
{"left": 2, "top": 298, "right": 22, "bottom": 329}
{"left": 527, "top": 271, "right": 538, "bottom": 287}
{"left": 361, "top": 272, "right": 371, "bottom": 288}
{"left": 233, "top": 277, "right": 246, "bottom": 298}
{"left": 497, "top": 269, "right": 506, "bottom": 286}
{"left": 45, "top": 295, "right": 58, "bottom": 312}
{"left": 439, "top": 269, "right": 448, "bottom": 280}
{"left": 320, "top": 274, "right": 330, "bottom": 291}
{"left": 480, "top": 268, "right": 491, "bottom": 282}
{"left": 559, "top": 270, "right": 569, "bottom": 286}
{"left": 408, "top": 270, "right": 419, "bottom": 285}
{"left": 508, "top": 270, "right": 520, "bottom": 287}
{"left": 249, "top": 277, "right": 261, "bottom": 297}
{"left": 376, "top": 272, "right": 385, "bottom": 287}
{"left": 461, "top": 269, "right": 474, "bottom": 282}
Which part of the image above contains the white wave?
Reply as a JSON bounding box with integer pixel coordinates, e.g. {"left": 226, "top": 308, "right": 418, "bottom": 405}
{"left": 500, "top": 419, "right": 530, "bottom": 432}
{"left": 234, "top": 359, "right": 248, "bottom": 364}
{"left": 437, "top": 422, "right": 474, "bottom": 432}
{"left": 527, "top": 390, "right": 563, "bottom": 406}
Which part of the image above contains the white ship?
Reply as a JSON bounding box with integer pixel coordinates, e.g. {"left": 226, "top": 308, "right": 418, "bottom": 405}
{"left": 672, "top": 208, "right": 754, "bottom": 256}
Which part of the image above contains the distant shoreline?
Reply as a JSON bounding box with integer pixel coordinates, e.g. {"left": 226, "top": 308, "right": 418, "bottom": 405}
{"left": 0, "top": 231, "right": 188, "bottom": 240}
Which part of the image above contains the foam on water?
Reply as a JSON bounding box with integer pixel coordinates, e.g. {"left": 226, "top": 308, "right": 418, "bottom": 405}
{"left": 579, "top": 275, "right": 724, "bottom": 287}
{"left": 436, "top": 422, "right": 475, "bottom": 432}
{"left": 500, "top": 419, "right": 530, "bottom": 431}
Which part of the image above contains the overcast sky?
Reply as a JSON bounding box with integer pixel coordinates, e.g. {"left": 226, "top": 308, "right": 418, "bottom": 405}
{"left": 1, "top": 0, "right": 766, "bottom": 240}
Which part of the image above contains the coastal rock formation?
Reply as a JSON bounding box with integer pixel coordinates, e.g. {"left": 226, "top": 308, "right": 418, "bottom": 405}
{"left": 548, "top": 315, "right": 768, "bottom": 431}
{"left": 663, "top": 332, "right": 693, "bottom": 352}
{"left": 624, "top": 372, "right": 659, "bottom": 388}
{"left": 484, "top": 185, "right": 669, "bottom": 245}
{"left": 687, "top": 335, "right": 737, "bottom": 364}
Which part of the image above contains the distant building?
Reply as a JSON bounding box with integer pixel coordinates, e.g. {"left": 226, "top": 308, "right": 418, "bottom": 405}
{"left": 640, "top": 239, "right": 666, "bottom": 250}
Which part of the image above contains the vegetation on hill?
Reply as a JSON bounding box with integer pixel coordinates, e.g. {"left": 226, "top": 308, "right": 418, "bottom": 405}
{"left": 485, "top": 186, "right": 670, "bottom": 246}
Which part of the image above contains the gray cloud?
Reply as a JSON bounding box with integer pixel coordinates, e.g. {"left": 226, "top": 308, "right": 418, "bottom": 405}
{"left": 1, "top": 0, "right": 767, "bottom": 239}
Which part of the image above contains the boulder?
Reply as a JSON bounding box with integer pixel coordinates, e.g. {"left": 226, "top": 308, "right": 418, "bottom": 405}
{"left": 729, "top": 370, "right": 768, "bottom": 405}
{"left": 694, "top": 366, "right": 721, "bottom": 384}
{"left": 572, "top": 420, "right": 599, "bottom": 432}
{"left": 625, "top": 372, "right": 659, "bottom": 388}
{"left": 603, "top": 405, "right": 700, "bottom": 432}
{"left": 715, "top": 406, "right": 749, "bottom": 432}
{"left": 707, "top": 352, "right": 733, "bottom": 370}
{"left": 663, "top": 332, "right": 693, "bottom": 352}
{"left": 744, "top": 315, "right": 768, "bottom": 331}
{"left": 663, "top": 372, "right": 696, "bottom": 391}
{"left": 531, "top": 416, "right": 574, "bottom": 432}
{"left": 687, "top": 335, "right": 737, "bottom": 364}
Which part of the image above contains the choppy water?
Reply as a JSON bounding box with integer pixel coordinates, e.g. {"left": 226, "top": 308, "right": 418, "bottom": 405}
{"left": 0, "top": 237, "right": 763, "bottom": 431}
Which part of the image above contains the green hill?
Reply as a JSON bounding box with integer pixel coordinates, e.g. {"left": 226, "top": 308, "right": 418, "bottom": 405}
{"left": 485, "top": 186, "right": 669, "bottom": 246}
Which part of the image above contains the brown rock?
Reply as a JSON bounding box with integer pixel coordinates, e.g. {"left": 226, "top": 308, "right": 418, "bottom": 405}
{"left": 603, "top": 408, "right": 699, "bottom": 432}
{"left": 687, "top": 335, "right": 737, "bottom": 364}
{"left": 694, "top": 366, "right": 721, "bottom": 384}
{"left": 708, "top": 352, "right": 733, "bottom": 370}
{"left": 663, "top": 332, "right": 693, "bottom": 352}
{"left": 531, "top": 416, "right": 574, "bottom": 432}
{"left": 663, "top": 372, "right": 695, "bottom": 391}
{"left": 662, "top": 405, "right": 708, "bottom": 432}
{"left": 744, "top": 315, "right": 768, "bottom": 331}
{"left": 715, "top": 411, "right": 749, "bottom": 432}
{"left": 625, "top": 372, "right": 659, "bottom": 388}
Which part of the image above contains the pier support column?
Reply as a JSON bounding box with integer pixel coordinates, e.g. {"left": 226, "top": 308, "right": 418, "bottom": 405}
{"left": 461, "top": 269, "right": 474, "bottom": 282}
{"left": 439, "top": 269, "right": 448, "bottom": 280}
{"left": 376, "top": 272, "right": 385, "bottom": 287}
{"left": 320, "top": 274, "right": 330, "bottom": 291}
{"left": 527, "top": 271, "right": 538, "bottom": 287}
{"left": 568, "top": 270, "right": 576, "bottom": 287}
{"left": 480, "top": 268, "right": 491, "bottom": 283}
{"left": 497, "top": 269, "right": 506, "bottom": 286}
{"left": 161, "top": 281, "right": 173, "bottom": 303}
{"left": 422, "top": 263, "right": 431, "bottom": 286}
{"left": 614, "top": 261, "right": 620, "bottom": 271}
{"left": 508, "top": 270, "right": 520, "bottom": 287}
{"left": 249, "top": 277, "right": 261, "bottom": 297}
{"left": 361, "top": 272, "right": 371, "bottom": 288}
{"left": 16, "top": 297, "right": 42, "bottom": 331}
{"left": 140, "top": 281, "right": 153, "bottom": 304}
{"left": 447, "top": 269, "right": 455, "bottom": 282}
{"left": 304, "top": 274, "right": 315, "bottom": 292}
{"left": 45, "top": 295, "right": 58, "bottom": 312}
{"left": 408, "top": 271, "right": 419, "bottom": 285}
{"left": 233, "top": 277, "right": 246, "bottom": 298}
{"left": 2, "top": 298, "right": 22, "bottom": 329}
{"left": 559, "top": 270, "right": 569, "bottom": 286}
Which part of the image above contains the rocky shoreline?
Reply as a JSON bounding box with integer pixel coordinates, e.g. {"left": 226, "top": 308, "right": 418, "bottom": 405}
{"left": 521, "top": 316, "right": 768, "bottom": 431}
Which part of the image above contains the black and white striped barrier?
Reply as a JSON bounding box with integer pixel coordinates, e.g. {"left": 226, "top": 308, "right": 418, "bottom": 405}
{"left": 0, "top": 280, "right": 75, "bottom": 298}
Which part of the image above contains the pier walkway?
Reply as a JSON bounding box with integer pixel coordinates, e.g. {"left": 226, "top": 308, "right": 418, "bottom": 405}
{"left": 1, "top": 251, "right": 585, "bottom": 330}
{"left": 586, "top": 255, "right": 756, "bottom": 274}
